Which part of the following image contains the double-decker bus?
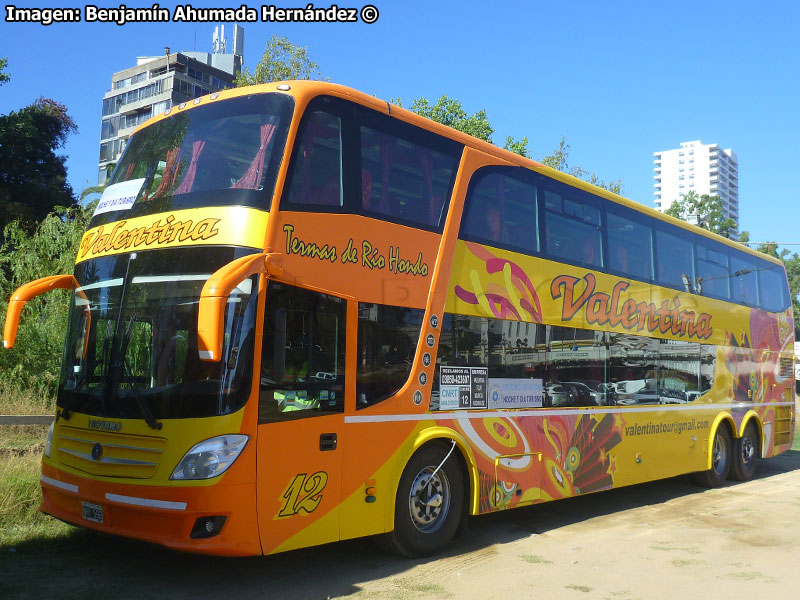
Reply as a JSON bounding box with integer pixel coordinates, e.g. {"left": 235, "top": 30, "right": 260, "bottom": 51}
{"left": 4, "top": 82, "right": 795, "bottom": 557}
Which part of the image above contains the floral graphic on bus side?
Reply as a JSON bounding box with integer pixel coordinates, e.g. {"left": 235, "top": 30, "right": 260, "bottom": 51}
{"left": 454, "top": 242, "right": 542, "bottom": 322}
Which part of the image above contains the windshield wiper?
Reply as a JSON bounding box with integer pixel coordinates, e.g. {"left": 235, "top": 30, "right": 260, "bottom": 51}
{"left": 123, "top": 358, "right": 162, "bottom": 431}
{"left": 108, "top": 311, "right": 162, "bottom": 431}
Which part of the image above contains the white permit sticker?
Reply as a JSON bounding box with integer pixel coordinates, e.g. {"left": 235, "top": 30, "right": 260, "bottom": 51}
{"left": 488, "top": 378, "right": 543, "bottom": 409}
{"left": 93, "top": 178, "right": 146, "bottom": 216}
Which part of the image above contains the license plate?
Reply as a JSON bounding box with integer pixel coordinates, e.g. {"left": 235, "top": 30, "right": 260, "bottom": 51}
{"left": 82, "top": 501, "right": 104, "bottom": 524}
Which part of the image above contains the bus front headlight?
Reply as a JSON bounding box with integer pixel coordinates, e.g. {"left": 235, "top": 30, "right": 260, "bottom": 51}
{"left": 171, "top": 434, "right": 248, "bottom": 480}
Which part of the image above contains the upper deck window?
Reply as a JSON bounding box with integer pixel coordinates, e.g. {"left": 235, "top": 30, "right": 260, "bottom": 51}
{"left": 655, "top": 228, "right": 695, "bottom": 292}
{"left": 607, "top": 207, "right": 653, "bottom": 281}
{"left": 359, "top": 123, "right": 459, "bottom": 229}
{"left": 93, "top": 93, "right": 293, "bottom": 227}
{"left": 281, "top": 96, "right": 462, "bottom": 232}
{"left": 544, "top": 184, "right": 603, "bottom": 269}
{"left": 460, "top": 167, "right": 539, "bottom": 253}
{"left": 284, "top": 111, "right": 343, "bottom": 207}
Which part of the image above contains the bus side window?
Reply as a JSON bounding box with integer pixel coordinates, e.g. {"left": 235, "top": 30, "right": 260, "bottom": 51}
{"left": 284, "top": 111, "right": 343, "bottom": 207}
{"left": 356, "top": 303, "right": 424, "bottom": 409}
{"left": 359, "top": 122, "right": 460, "bottom": 229}
{"left": 258, "top": 282, "right": 347, "bottom": 423}
{"left": 607, "top": 208, "right": 653, "bottom": 281}
{"left": 460, "top": 168, "right": 539, "bottom": 253}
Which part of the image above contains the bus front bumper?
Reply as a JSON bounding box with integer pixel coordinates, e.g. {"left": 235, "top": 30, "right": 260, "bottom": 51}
{"left": 39, "top": 462, "right": 262, "bottom": 556}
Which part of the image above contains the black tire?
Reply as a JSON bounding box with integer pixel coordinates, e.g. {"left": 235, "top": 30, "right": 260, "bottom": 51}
{"left": 730, "top": 421, "right": 759, "bottom": 482}
{"left": 692, "top": 426, "right": 731, "bottom": 487}
{"left": 383, "top": 443, "right": 464, "bottom": 557}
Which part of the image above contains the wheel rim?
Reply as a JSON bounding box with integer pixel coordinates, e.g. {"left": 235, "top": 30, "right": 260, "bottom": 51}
{"left": 741, "top": 432, "right": 755, "bottom": 468}
{"left": 712, "top": 432, "right": 729, "bottom": 477}
{"left": 408, "top": 466, "right": 451, "bottom": 533}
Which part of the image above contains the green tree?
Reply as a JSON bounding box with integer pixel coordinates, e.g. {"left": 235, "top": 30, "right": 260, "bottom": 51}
{"left": 0, "top": 97, "right": 78, "bottom": 240}
{"left": 503, "top": 135, "right": 530, "bottom": 158}
{"left": 0, "top": 204, "right": 93, "bottom": 396}
{"left": 0, "top": 57, "right": 9, "bottom": 86}
{"left": 540, "top": 135, "right": 623, "bottom": 194}
{"left": 404, "top": 95, "right": 495, "bottom": 143}
{"left": 664, "top": 190, "right": 736, "bottom": 238}
{"left": 235, "top": 35, "right": 323, "bottom": 86}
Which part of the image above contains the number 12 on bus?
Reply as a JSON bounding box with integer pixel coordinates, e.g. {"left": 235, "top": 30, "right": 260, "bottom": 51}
{"left": 4, "top": 81, "right": 794, "bottom": 557}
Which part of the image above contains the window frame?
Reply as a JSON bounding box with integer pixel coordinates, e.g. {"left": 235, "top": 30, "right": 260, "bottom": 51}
{"left": 459, "top": 166, "right": 542, "bottom": 256}
{"left": 279, "top": 95, "right": 463, "bottom": 233}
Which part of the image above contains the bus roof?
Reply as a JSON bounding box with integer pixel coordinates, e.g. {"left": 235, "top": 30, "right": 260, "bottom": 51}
{"left": 133, "top": 80, "right": 780, "bottom": 267}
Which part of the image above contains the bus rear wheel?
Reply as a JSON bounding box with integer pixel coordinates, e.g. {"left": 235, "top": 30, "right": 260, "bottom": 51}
{"left": 730, "top": 421, "right": 759, "bottom": 482}
{"left": 384, "top": 443, "right": 463, "bottom": 557}
{"left": 693, "top": 425, "right": 731, "bottom": 487}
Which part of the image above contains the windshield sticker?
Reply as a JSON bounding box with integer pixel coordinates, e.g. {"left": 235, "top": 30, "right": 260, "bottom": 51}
{"left": 439, "top": 366, "right": 488, "bottom": 410}
{"left": 93, "top": 178, "right": 146, "bottom": 216}
{"left": 488, "top": 378, "right": 543, "bottom": 409}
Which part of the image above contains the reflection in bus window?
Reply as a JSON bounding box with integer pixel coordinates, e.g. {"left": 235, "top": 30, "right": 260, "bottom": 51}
{"left": 758, "top": 262, "right": 788, "bottom": 312}
{"left": 544, "top": 188, "right": 603, "bottom": 268}
{"left": 607, "top": 209, "right": 653, "bottom": 281}
{"left": 108, "top": 94, "right": 291, "bottom": 204}
{"left": 360, "top": 125, "right": 457, "bottom": 228}
{"left": 656, "top": 229, "right": 694, "bottom": 292}
{"left": 731, "top": 254, "right": 759, "bottom": 306}
{"left": 461, "top": 169, "right": 539, "bottom": 253}
{"left": 285, "top": 111, "right": 343, "bottom": 207}
{"left": 259, "top": 282, "right": 346, "bottom": 422}
{"left": 696, "top": 241, "right": 730, "bottom": 300}
{"left": 356, "top": 304, "right": 424, "bottom": 409}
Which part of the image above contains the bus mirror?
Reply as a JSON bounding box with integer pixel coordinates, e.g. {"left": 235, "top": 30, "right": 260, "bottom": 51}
{"left": 197, "top": 252, "right": 282, "bottom": 362}
{"left": 3, "top": 274, "right": 78, "bottom": 350}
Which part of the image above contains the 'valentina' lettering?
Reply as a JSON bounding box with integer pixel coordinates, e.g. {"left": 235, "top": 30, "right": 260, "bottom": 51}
{"left": 80, "top": 216, "right": 220, "bottom": 258}
{"left": 550, "top": 274, "right": 713, "bottom": 340}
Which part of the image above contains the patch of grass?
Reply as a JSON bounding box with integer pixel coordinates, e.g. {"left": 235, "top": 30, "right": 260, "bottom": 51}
{"left": 728, "top": 571, "right": 776, "bottom": 583}
{"left": 385, "top": 579, "right": 451, "bottom": 598}
{"left": 0, "top": 381, "right": 54, "bottom": 416}
{"left": 565, "top": 584, "right": 592, "bottom": 593}
{"left": 519, "top": 553, "right": 552, "bottom": 564}
{"left": 649, "top": 545, "right": 701, "bottom": 554}
{"left": 0, "top": 448, "right": 54, "bottom": 547}
{"left": 671, "top": 559, "right": 694, "bottom": 567}
{"left": 0, "top": 424, "right": 49, "bottom": 451}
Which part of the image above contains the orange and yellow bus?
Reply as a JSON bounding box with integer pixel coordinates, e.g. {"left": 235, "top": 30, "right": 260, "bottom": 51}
{"left": 4, "top": 81, "right": 795, "bottom": 557}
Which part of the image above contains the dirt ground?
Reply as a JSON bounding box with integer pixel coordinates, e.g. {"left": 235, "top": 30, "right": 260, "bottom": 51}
{"left": 3, "top": 447, "right": 799, "bottom": 600}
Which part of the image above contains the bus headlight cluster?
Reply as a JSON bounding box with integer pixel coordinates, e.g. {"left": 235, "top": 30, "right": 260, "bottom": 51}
{"left": 43, "top": 421, "right": 54, "bottom": 458}
{"left": 171, "top": 435, "right": 248, "bottom": 480}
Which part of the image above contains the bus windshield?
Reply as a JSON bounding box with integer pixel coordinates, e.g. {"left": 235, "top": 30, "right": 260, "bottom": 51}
{"left": 57, "top": 247, "right": 258, "bottom": 422}
{"left": 95, "top": 93, "right": 293, "bottom": 222}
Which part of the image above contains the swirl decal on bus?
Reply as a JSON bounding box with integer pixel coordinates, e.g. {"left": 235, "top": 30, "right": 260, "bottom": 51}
{"left": 453, "top": 242, "right": 543, "bottom": 322}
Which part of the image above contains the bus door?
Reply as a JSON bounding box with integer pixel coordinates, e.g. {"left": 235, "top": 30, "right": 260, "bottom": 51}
{"left": 255, "top": 281, "right": 348, "bottom": 554}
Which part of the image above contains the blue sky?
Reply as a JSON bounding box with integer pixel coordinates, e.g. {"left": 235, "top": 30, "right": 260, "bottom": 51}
{"left": 2, "top": 0, "right": 798, "bottom": 250}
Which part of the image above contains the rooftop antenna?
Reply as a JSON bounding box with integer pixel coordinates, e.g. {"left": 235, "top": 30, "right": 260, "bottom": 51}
{"left": 213, "top": 26, "right": 220, "bottom": 54}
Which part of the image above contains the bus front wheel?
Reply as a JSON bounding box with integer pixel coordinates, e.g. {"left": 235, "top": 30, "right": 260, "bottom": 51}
{"left": 730, "top": 421, "right": 759, "bottom": 482}
{"left": 384, "top": 443, "right": 463, "bottom": 557}
{"left": 693, "top": 426, "right": 731, "bottom": 487}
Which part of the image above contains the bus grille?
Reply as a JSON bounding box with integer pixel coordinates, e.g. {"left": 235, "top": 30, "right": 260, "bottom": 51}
{"left": 56, "top": 426, "right": 167, "bottom": 479}
{"left": 779, "top": 355, "right": 794, "bottom": 379}
{"left": 774, "top": 405, "right": 793, "bottom": 447}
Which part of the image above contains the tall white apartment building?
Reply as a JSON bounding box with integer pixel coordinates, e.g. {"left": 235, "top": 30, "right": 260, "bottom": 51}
{"left": 653, "top": 140, "right": 739, "bottom": 236}
{"left": 98, "top": 26, "right": 244, "bottom": 185}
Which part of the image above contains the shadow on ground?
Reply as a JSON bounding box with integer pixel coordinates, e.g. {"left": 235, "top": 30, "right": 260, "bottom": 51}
{"left": 2, "top": 450, "right": 799, "bottom": 600}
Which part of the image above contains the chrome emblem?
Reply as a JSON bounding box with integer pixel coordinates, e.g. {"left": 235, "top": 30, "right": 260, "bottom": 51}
{"left": 92, "top": 443, "right": 103, "bottom": 461}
